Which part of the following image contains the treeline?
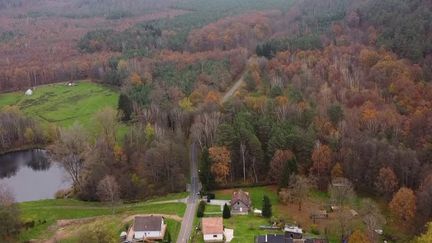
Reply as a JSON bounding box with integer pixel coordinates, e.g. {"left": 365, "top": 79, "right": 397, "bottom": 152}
{"left": 0, "top": 106, "right": 53, "bottom": 154}
{"left": 187, "top": 11, "right": 274, "bottom": 52}
{"left": 78, "top": 25, "right": 162, "bottom": 54}
{"left": 0, "top": 0, "right": 24, "bottom": 10}
{"left": 363, "top": 0, "right": 432, "bottom": 62}
{"left": 252, "top": 0, "right": 432, "bottom": 81}
{"left": 0, "top": 54, "right": 113, "bottom": 92}
{"left": 256, "top": 35, "right": 322, "bottom": 59}
{"left": 49, "top": 107, "right": 189, "bottom": 201}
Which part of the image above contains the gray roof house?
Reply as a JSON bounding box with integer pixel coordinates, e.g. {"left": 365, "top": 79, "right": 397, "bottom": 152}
{"left": 230, "top": 190, "right": 252, "bottom": 215}
{"left": 131, "top": 215, "right": 166, "bottom": 241}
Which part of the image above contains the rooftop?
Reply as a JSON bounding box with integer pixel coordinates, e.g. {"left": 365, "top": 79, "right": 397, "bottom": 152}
{"left": 255, "top": 234, "right": 293, "bottom": 243}
{"left": 133, "top": 216, "right": 163, "bottom": 232}
{"left": 284, "top": 225, "right": 303, "bottom": 234}
{"left": 231, "top": 189, "right": 251, "bottom": 206}
{"left": 202, "top": 217, "right": 224, "bottom": 235}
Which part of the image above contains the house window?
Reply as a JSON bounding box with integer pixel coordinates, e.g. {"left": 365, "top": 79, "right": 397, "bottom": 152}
{"left": 213, "top": 235, "right": 217, "bottom": 238}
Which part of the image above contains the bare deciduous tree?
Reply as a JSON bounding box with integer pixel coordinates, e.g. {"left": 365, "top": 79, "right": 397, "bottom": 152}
{"left": 360, "top": 199, "right": 385, "bottom": 243}
{"left": 279, "top": 175, "right": 312, "bottom": 211}
{"left": 94, "top": 107, "right": 118, "bottom": 145}
{"left": 190, "top": 112, "right": 221, "bottom": 150}
{"left": 0, "top": 183, "right": 21, "bottom": 239}
{"left": 49, "top": 123, "right": 88, "bottom": 191}
{"left": 0, "top": 183, "right": 15, "bottom": 206}
{"left": 329, "top": 177, "right": 355, "bottom": 207}
{"left": 97, "top": 175, "right": 120, "bottom": 214}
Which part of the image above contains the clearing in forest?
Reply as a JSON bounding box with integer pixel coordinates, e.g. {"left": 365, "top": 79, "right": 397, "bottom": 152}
{"left": 0, "top": 81, "right": 119, "bottom": 128}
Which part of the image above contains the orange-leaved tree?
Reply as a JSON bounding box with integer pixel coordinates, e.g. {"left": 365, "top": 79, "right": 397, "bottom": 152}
{"left": 389, "top": 187, "right": 416, "bottom": 223}
{"left": 209, "top": 146, "right": 231, "bottom": 184}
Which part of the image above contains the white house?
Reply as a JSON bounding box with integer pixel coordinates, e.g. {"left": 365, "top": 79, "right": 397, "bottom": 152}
{"left": 202, "top": 217, "right": 224, "bottom": 242}
{"left": 133, "top": 215, "right": 166, "bottom": 240}
{"left": 25, "top": 89, "right": 33, "bottom": 96}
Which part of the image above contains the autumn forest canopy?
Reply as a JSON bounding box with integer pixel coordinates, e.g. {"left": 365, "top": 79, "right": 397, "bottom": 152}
{"left": 1, "top": 0, "right": 432, "bottom": 241}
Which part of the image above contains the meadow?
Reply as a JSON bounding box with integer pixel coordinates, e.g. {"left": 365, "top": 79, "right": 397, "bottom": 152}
{"left": 0, "top": 81, "right": 119, "bottom": 129}
{"left": 18, "top": 192, "right": 187, "bottom": 242}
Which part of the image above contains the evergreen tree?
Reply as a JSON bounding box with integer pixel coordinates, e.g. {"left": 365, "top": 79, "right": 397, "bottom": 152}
{"left": 223, "top": 203, "right": 231, "bottom": 219}
{"left": 199, "top": 148, "right": 214, "bottom": 192}
{"left": 197, "top": 201, "right": 206, "bottom": 218}
{"left": 279, "top": 158, "right": 298, "bottom": 188}
{"left": 118, "top": 93, "right": 133, "bottom": 121}
{"left": 262, "top": 195, "right": 272, "bottom": 218}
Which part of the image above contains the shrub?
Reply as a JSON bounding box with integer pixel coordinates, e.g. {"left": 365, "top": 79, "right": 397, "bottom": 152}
{"left": 262, "top": 195, "right": 272, "bottom": 218}
{"left": 197, "top": 201, "right": 206, "bottom": 217}
{"left": 310, "top": 224, "right": 320, "bottom": 235}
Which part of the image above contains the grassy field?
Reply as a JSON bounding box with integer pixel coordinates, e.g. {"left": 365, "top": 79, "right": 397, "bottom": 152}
{"left": 0, "top": 81, "right": 119, "bottom": 129}
{"left": 18, "top": 193, "right": 187, "bottom": 242}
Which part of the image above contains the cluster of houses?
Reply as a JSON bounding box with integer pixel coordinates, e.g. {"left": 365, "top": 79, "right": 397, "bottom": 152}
{"left": 122, "top": 189, "right": 326, "bottom": 243}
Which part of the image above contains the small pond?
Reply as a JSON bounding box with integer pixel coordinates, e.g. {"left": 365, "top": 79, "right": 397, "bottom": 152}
{"left": 0, "top": 149, "right": 70, "bottom": 202}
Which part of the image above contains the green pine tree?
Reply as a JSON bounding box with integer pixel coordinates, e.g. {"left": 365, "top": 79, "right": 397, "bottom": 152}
{"left": 199, "top": 148, "right": 214, "bottom": 192}
{"left": 279, "top": 158, "right": 298, "bottom": 188}
{"left": 223, "top": 203, "right": 231, "bottom": 219}
{"left": 197, "top": 201, "right": 206, "bottom": 218}
{"left": 262, "top": 195, "right": 272, "bottom": 218}
{"left": 117, "top": 93, "right": 133, "bottom": 121}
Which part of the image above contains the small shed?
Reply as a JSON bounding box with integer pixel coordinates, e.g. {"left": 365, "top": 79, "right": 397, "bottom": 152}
{"left": 253, "top": 208, "right": 262, "bottom": 216}
{"left": 25, "top": 89, "right": 33, "bottom": 96}
{"left": 284, "top": 225, "right": 303, "bottom": 239}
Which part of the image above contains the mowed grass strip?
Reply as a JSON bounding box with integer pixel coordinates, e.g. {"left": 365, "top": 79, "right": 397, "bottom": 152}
{"left": 0, "top": 81, "right": 119, "bottom": 128}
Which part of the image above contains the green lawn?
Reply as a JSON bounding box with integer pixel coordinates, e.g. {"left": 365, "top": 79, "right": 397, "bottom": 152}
{"left": 224, "top": 215, "right": 272, "bottom": 243}
{"left": 0, "top": 81, "right": 119, "bottom": 129}
{"left": 19, "top": 198, "right": 186, "bottom": 241}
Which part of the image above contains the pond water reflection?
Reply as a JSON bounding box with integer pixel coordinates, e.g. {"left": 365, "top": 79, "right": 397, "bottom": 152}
{"left": 0, "top": 149, "right": 70, "bottom": 202}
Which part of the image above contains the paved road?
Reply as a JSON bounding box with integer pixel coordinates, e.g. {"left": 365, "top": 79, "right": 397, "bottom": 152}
{"left": 177, "top": 142, "right": 199, "bottom": 243}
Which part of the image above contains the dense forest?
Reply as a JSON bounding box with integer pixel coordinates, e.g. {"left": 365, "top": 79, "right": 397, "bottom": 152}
{"left": 1, "top": 0, "right": 432, "bottom": 241}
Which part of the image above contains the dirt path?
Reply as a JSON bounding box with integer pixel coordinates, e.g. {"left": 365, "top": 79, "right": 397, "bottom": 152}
{"left": 220, "top": 76, "right": 244, "bottom": 104}
{"left": 221, "top": 57, "right": 255, "bottom": 104}
{"left": 123, "top": 213, "right": 182, "bottom": 223}
{"left": 44, "top": 217, "right": 98, "bottom": 243}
